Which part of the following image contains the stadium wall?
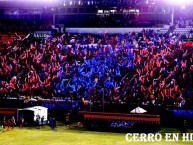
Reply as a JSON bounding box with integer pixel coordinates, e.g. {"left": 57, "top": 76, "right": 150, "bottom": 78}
{"left": 65, "top": 27, "right": 163, "bottom": 34}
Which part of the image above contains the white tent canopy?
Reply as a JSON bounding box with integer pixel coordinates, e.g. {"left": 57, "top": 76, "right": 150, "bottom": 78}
{"left": 17, "top": 106, "right": 48, "bottom": 123}
{"left": 130, "top": 106, "right": 147, "bottom": 114}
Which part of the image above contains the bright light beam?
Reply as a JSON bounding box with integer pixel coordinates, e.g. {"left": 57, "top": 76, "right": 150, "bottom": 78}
{"left": 9, "top": 0, "right": 59, "bottom": 1}
{"left": 164, "top": 0, "right": 193, "bottom": 6}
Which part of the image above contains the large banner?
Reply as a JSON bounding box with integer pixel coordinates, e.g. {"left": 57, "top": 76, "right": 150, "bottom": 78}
{"left": 182, "top": 34, "right": 193, "bottom": 41}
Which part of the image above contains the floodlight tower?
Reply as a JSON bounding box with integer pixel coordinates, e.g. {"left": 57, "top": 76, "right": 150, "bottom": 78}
{"left": 171, "top": 6, "right": 174, "bottom": 26}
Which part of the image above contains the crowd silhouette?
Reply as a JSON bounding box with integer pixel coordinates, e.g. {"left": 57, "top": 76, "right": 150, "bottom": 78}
{"left": 0, "top": 29, "right": 193, "bottom": 107}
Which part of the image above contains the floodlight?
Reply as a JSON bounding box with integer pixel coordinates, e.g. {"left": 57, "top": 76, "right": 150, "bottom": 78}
{"left": 164, "top": 0, "right": 193, "bottom": 6}
{"left": 20, "top": 0, "right": 59, "bottom": 2}
{"left": 181, "top": 5, "right": 186, "bottom": 9}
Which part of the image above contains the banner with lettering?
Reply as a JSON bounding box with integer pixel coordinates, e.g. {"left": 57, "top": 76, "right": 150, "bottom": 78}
{"left": 32, "top": 31, "right": 52, "bottom": 39}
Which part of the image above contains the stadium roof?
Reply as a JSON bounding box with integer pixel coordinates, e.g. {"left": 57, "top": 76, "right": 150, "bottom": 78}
{"left": 0, "top": 0, "right": 60, "bottom": 9}
{"left": 1, "top": 0, "right": 193, "bottom": 9}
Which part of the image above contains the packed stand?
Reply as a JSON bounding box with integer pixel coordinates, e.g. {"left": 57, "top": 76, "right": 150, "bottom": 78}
{"left": 0, "top": 30, "right": 193, "bottom": 107}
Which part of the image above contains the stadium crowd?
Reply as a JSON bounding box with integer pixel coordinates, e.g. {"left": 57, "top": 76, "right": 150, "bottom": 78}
{"left": 0, "top": 29, "right": 193, "bottom": 107}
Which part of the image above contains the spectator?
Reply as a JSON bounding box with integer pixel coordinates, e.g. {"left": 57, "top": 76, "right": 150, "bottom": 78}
{"left": 0, "top": 30, "right": 193, "bottom": 109}
{"left": 19, "top": 116, "right": 24, "bottom": 128}
{"left": 49, "top": 117, "right": 54, "bottom": 129}
{"left": 41, "top": 116, "right": 44, "bottom": 126}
